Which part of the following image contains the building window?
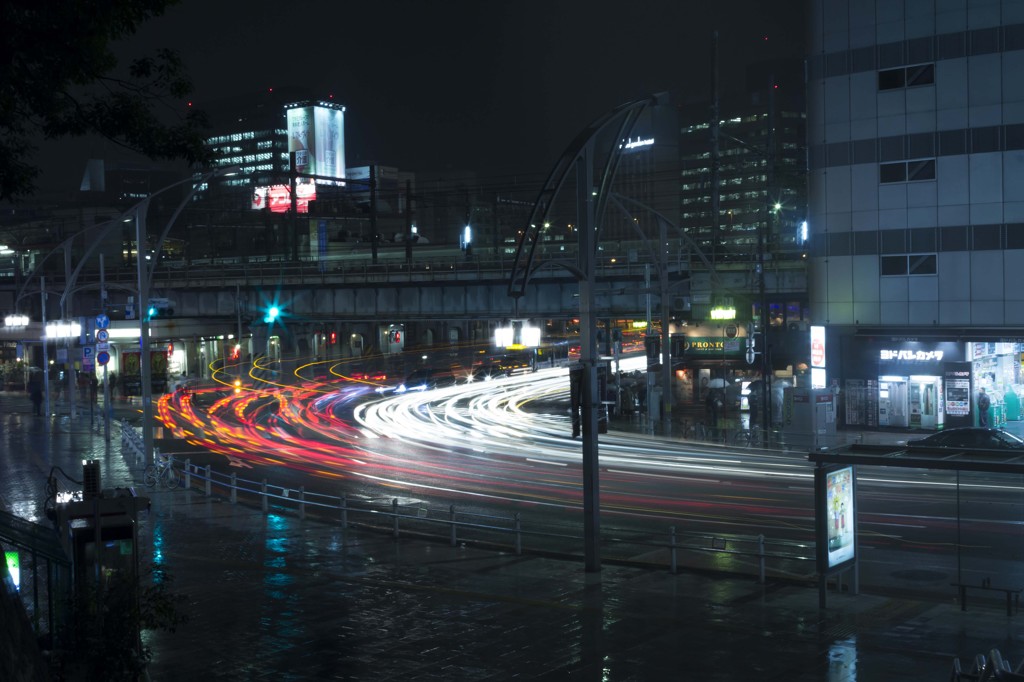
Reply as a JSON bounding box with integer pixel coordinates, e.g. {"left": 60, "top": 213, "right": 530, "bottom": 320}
{"left": 880, "top": 162, "right": 907, "bottom": 183}
{"left": 878, "top": 68, "right": 905, "bottom": 90}
{"left": 880, "top": 159, "right": 935, "bottom": 183}
{"left": 907, "top": 159, "right": 935, "bottom": 181}
{"left": 878, "top": 64, "right": 934, "bottom": 91}
{"left": 908, "top": 253, "right": 937, "bottom": 275}
{"left": 881, "top": 254, "right": 937, "bottom": 276}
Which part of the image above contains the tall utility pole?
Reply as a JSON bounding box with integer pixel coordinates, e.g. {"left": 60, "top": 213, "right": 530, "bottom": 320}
{"left": 100, "top": 255, "right": 111, "bottom": 441}
{"left": 370, "top": 164, "right": 379, "bottom": 264}
{"left": 290, "top": 151, "right": 299, "bottom": 261}
{"left": 576, "top": 149, "right": 601, "bottom": 574}
{"left": 136, "top": 206, "right": 155, "bottom": 465}
{"left": 710, "top": 30, "right": 721, "bottom": 264}
{"left": 405, "top": 179, "right": 413, "bottom": 263}
{"left": 41, "top": 277, "right": 49, "bottom": 418}
{"left": 760, "top": 76, "right": 776, "bottom": 438}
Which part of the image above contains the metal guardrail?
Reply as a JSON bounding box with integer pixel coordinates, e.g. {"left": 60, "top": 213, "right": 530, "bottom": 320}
{"left": 173, "top": 457, "right": 815, "bottom": 582}
{"left": 121, "top": 421, "right": 144, "bottom": 460}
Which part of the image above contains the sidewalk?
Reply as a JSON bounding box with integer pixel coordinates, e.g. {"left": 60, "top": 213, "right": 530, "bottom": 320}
{"left": 2, "top": 391, "right": 1023, "bottom": 680}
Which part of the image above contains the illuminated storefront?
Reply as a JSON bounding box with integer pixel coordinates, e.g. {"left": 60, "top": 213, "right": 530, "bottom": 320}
{"left": 838, "top": 335, "right": 1024, "bottom": 431}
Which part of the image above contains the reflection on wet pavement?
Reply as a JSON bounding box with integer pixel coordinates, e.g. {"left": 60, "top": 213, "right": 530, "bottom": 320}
{"left": 3, "top": 397, "right": 1024, "bottom": 680}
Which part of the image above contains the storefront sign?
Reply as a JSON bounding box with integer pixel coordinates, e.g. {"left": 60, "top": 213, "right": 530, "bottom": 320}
{"left": 880, "top": 349, "right": 944, "bottom": 361}
{"left": 679, "top": 337, "right": 743, "bottom": 356}
{"left": 811, "top": 325, "right": 826, "bottom": 389}
{"left": 944, "top": 368, "right": 971, "bottom": 418}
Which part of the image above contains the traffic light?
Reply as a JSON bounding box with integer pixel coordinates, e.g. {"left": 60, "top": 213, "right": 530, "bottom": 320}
{"left": 146, "top": 305, "right": 174, "bottom": 320}
{"left": 263, "top": 305, "right": 280, "bottom": 324}
{"left": 329, "top": 330, "right": 337, "bottom": 345}
{"left": 145, "top": 299, "right": 174, "bottom": 320}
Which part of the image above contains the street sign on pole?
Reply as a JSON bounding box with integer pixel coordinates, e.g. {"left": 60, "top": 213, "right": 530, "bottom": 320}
{"left": 97, "top": 351, "right": 110, "bottom": 366}
{"left": 96, "top": 329, "right": 109, "bottom": 343}
{"left": 95, "top": 313, "right": 110, "bottom": 330}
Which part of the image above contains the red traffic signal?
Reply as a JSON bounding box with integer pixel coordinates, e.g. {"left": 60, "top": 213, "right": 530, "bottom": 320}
{"left": 329, "top": 331, "right": 337, "bottom": 344}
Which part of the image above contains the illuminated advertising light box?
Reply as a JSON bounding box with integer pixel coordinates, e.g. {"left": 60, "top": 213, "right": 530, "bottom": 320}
{"left": 810, "top": 325, "right": 826, "bottom": 388}
{"left": 815, "top": 464, "right": 856, "bottom": 573}
{"left": 287, "top": 105, "right": 345, "bottom": 183}
{"left": 5, "top": 550, "right": 18, "bottom": 589}
{"left": 251, "top": 183, "right": 316, "bottom": 213}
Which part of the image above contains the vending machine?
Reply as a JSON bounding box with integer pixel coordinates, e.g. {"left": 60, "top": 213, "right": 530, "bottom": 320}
{"left": 878, "top": 376, "right": 909, "bottom": 427}
{"left": 908, "top": 376, "right": 942, "bottom": 430}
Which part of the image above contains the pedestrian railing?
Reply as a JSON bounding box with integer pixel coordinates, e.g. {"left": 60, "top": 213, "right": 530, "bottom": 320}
{"left": 173, "top": 457, "right": 816, "bottom": 582}
{"left": 121, "top": 421, "right": 144, "bottom": 460}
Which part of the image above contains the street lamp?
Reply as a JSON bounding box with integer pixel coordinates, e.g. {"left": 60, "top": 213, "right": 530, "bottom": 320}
{"left": 134, "top": 166, "right": 240, "bottom": 464}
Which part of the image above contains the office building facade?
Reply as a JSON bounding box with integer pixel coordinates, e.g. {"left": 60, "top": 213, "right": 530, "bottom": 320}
{"left": 807, "top": 0, "right": 1024, "bottom": 430}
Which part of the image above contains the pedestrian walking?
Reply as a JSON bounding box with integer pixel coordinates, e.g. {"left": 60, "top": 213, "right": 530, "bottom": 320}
{"left": 978, "top": 387, "right": 991, "bottom": 427}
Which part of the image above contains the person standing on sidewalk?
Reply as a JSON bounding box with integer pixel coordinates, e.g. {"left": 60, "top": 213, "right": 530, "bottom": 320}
{"left": 28, "top": 373, "right": 43, "bottom": 416}
{"left": 978, "top": 387, "right": 991, "bottom": 427}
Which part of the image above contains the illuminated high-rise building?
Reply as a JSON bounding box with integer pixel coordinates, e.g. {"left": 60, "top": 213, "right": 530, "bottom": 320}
{"left": 678, "top": 62, "right": 807, "bottom": 263}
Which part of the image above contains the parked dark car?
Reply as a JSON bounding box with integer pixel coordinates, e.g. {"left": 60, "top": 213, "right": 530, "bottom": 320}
{"left": 906, "top": 427, "right": 1024, "bottom": 451}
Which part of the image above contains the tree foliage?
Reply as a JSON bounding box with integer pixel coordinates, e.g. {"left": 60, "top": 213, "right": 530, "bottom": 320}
{"left": 0, "top": 0, "right": 211, "bottom": 202}
{"left": 56, "top": 565, "right": 189, "bottom": 680}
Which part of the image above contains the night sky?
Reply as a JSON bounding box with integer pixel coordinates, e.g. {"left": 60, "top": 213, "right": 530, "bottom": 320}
{"left": 33, "top": 0, "right": 806, "bottom": 193}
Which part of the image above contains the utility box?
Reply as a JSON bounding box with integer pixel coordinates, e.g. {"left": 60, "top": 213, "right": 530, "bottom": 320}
{"left": 782, "top": 387, "right": 837, "bottom": 450}
{"left": 55, "top": 489, "right": 149, "bottom": 593}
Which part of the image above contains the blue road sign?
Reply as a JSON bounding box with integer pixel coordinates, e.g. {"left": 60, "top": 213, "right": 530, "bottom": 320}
{"left": 95, "top": 313, "right": 110, "bottom": 330}
{"left": 97, "top": 351, "right": 111, "bottom": 366}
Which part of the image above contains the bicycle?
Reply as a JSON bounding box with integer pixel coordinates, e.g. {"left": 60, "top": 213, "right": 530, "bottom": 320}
{"left": 144, "top": 453, "right": 180, "bottom": 489}
{"left": 682, "top": 420, "right": 708, "bottom": 441}
{"left": 734, "top": 424, "right": 762, "bottom": 448}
